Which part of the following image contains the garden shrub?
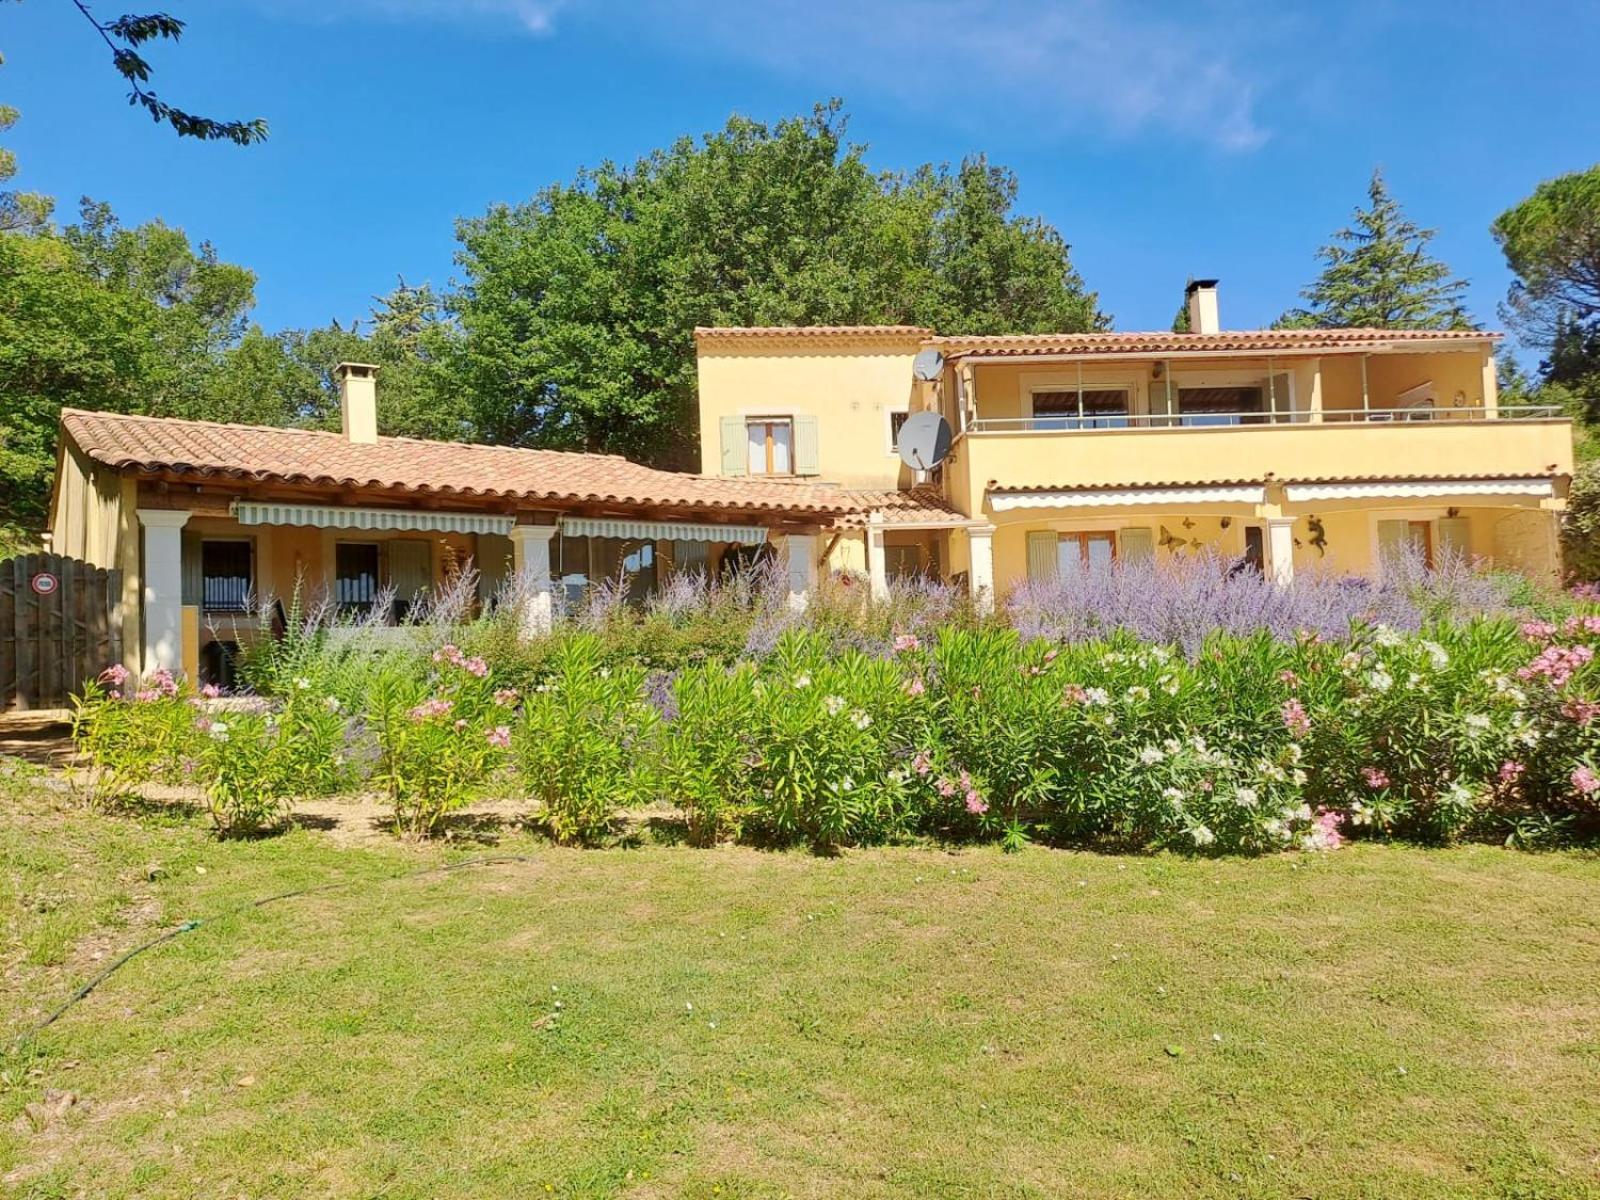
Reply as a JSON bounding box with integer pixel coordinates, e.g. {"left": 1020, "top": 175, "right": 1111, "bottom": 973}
{"left": 513, "top": 635, "right": 658, "bottom": 845}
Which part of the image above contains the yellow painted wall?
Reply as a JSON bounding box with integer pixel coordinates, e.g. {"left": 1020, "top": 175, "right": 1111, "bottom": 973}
{"left": 46, "top": 445, "right": 124, "bottom": 568}
{"left": 695, "top": 335, "right": 926, "bottom": 487}
{"left": 951, "top": 419, "right": 1573, "bottom": 515}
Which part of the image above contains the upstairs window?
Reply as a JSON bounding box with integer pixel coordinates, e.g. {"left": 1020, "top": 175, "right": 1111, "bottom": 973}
{"left": 746, "top": 418, "right": 794, "bottom": 475}
{"left": 1031, "top": 388, "right": 1130, "bottom": 429}
{"left": 888, "top": 409, "right": 911, "bottom": 453}
{"left": 1177, "top": 386, "right": 1265, "bottom": 426}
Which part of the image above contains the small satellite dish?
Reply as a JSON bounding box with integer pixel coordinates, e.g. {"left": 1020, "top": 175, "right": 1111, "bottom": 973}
{"left": 912, "top": 348, "right": 945, "bottom": 382}
{"left": 897, "top": 410, "right": 953, "bottom": 471}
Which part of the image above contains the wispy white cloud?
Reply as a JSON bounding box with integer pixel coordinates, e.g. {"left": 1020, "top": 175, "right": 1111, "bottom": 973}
{"left": 254, "top": 0, "right": 1279, "bottom": 150}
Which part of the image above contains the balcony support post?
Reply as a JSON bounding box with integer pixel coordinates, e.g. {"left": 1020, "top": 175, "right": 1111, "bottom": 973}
{"left": 1360, "top": 354, "right": 1371, "bottom": 415}
{"left": 781, "top": 532, "right": 820, "bottom": 612}
{"left": 509, "top": 525, "right": 558, "bottom": 637}
{"left": 137, "top": 508, "right": 190, "bottom": 675}
{"left": 866, "top": 522, "right": 888, "bottom": 601}
{"left": 1265, "top": 517, "right": 1296, "bottom": 587}
{"left": 967, "top": 524, "right": 996, "bottom": 615}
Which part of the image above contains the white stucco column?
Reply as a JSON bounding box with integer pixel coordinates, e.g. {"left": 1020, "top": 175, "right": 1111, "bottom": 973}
{"left": 508, "top": 525, "right": 558, "bottom": 637}
{"left": 866, "top": 523, "right": 888, "bottom": 602}
{"left": 967, "top": 525, "right": 996, "bottom": 615}
{"left": 136, "top": 509, "right": 190, "bottom": 675}
{"left": 1265, "top": 517, "right": 1296, "bottom": 586}
{"left": 782, "top": 533, "right": 819, "bottom": 611}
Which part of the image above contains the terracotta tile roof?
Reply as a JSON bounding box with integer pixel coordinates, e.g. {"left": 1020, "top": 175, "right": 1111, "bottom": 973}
{"left": 931, "top": 328, "right": 1499, "bottom": 358}
{"left": 694, "top": 325, "right": 933, "bottom": 342}
{"left": 59, "top": 409, "right": 867, "bottom": 518}
{"left": 834, "top": 486, "right": 977, "bottom": 526}
{"left": 987, "top": 469, "right": 1560, "bottom": 493}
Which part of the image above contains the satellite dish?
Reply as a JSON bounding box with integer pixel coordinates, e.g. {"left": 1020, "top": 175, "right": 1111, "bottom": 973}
{"left": 897, "top": 410, "right": 953, "bottom": 471}
{"left": 912, "top": 348, "right": 945, "bottom": 382}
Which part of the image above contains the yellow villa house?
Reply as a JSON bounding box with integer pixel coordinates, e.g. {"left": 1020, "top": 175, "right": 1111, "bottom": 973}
{"left": 46, "top": 281, "right": 1574, "bottom": 684}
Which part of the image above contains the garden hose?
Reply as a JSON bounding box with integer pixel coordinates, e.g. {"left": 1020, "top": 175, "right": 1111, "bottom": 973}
{"left": 9, "top": 854, "right": 540, "bottom": 1053}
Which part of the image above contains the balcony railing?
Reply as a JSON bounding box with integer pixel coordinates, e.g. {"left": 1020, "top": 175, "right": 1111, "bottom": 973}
{"left": 966, "top": 404, "right": 1565, "bottom": 434}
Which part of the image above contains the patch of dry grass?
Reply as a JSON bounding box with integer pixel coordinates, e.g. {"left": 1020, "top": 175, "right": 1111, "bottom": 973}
{"left": 2, "top": 777, "right": 1599, "bottom": 1198}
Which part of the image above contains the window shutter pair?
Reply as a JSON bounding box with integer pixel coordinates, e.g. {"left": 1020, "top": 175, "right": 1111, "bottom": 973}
{"left": 1376, "top": 520, "right": 1411, "bottom": 564}
{"left": 718, "top": 415, "right": 820, "bottom": 476}
{"left": 180, "top": 530, "right": 202, "bottom": 606}
{"left": 1437, "top": 516, "right": 1471, "bottom": 562}
{"left": 1025, "top": 528, "right": 1156, "bottom": 581}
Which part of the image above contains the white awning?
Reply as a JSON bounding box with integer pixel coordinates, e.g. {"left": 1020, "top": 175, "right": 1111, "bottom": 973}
{"left": 231, "top": 501, "right": 516, "bottom": 536}
{"left": 1283, "top": 478, "right": 1554, "bottom": 503}
{"left": 988, "top": 485, "right": 1265, "bottom": 511}
{"left": 559, "top": 516, "right": 769, "bottom": 545}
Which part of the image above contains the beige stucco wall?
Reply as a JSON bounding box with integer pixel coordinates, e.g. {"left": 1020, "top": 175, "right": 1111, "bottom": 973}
{"left": 695, "top": 336, "right": 926, "bottom": 487}
{"left": 47, "top": 444, "right": 125, "bottom": 568}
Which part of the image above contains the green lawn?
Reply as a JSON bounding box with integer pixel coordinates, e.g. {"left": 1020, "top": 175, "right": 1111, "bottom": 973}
{"left": 3, "top": 770, "right": 1599, "bottom": 1199}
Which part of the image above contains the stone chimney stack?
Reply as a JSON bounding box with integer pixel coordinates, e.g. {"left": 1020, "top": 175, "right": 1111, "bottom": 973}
{"left": 1185, "top": 279, "right": 1220, "bottom": 335}
{"left": 335, "top": 362, "right": 379, "bottom": 444}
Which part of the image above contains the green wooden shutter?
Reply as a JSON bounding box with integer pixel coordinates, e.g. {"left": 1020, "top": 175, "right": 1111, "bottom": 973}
{"left": 387, "top": 540, "right": 432, "bottom": 605}
{"left": 1026, "top": 531, "right": 1058, "bottom": 581}
{"left": 1376, "top": 520, "right": 1409, "bottom": 567}
{"left": 181, "top": 530, "right": 202, "bottom": 606}
{"left": 1436, "top": 517, "right": 1471, "bottom": 562}
{"left": 1118, "top": 526, "right": 1154, "bottom": 563}
{"left": 719, "top": 416, "right": 746, "bottom": 476}
{"left": 794, "top": 415, "right": 821, "bottom": 476}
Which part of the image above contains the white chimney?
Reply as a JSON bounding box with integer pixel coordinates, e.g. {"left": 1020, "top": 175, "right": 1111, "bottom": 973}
{"left": 1185, "top": 279, "right": 1220, "bottom": 335}
{"left": 335, "top": 362, "right": 379, "bottom": 444}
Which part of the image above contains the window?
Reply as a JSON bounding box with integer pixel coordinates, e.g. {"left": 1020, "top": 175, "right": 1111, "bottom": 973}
{"left": 200, "top": 540, "right": 253, "bottom": 612}
{"left": 335, "top": 543, "right": 381, "bottom": 613}
{"left": 1031, "top": 388, "right": 1130, "bottom": 430}
{"left": 1058, "top": 531, "right": 1117, "bottom": 576}
{"left": 746, "top": 418, "right": 793, "bottom": 475}
{"left": 888, "top": 409, "right": 910, "bottom": 453}
{"left": 1177, "top": 386, "right": 1264, "bottom": 427}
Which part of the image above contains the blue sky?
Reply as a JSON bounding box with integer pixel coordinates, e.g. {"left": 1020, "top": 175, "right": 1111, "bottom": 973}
{"left": 5, "top": 1, "right": 1599, "bottom": 353}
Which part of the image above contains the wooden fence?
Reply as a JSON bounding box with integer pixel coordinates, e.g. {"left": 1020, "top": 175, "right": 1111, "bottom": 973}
{"left": 1, "top": 554, "right": 124, "bottom": 710}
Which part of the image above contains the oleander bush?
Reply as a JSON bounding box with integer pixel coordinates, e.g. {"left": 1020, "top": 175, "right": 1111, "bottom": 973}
{"left": 69, "top": 555, "right": 1600, "bottom": 852}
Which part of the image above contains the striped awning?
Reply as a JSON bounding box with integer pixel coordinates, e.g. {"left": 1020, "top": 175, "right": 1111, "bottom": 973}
{"left": 231, "top": 501, "right": 516, "bottom": 535}
{"left": 1283, "top": 479, "right": 1554, "bottom": 503}
{"left": 559, "top": 516, "right": 769, "bottom": 545}
{"left": 988, "top": 485, "right": 1265, "bottom": 511}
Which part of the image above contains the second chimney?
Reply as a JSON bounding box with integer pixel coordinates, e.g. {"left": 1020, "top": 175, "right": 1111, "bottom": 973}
{"left": 1185, "top": 279, "right": 1220, "bottom": 335}
{"left": 335, "top": 362, "right": 380, "bottom": 444}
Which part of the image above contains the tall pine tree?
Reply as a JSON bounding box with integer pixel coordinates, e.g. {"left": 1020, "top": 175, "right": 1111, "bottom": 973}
{"left": 1278, "top": 170, "right": 1472, "bottom": 330}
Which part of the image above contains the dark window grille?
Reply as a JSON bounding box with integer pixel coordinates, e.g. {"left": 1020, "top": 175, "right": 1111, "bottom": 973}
{"left": 201, "top": 540, "right": 253, "bottom": 612}
{"left": 336, "top": 543, "right": 381, "bottom": 612}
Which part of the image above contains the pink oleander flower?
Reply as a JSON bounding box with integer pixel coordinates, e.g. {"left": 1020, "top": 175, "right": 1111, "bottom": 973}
{"left": 1521, "top": 621, "right": 1558, "bottom": 642}
{"left": 407, "top": 698, "right": 455, "bottom": 721}
{"left": 454, "top": 718, "right": 469, "bottom": 731}
{"left": 432, "top": 643, "right": 465, "bottom": 666}
{"left": 493, "top": 688, "right": 520, "bottom": 706}
{"left": 1042, "top": 648, "right": 1059, "bottom": 665}
{"left": 1562, "top": 698, "right": 1600, "bottom": 725}
{"left": 892, "top": 633, "right": 921, "bottom": 653}
{"left": 1279, "top": 670, "right": 1301, "bottom": 688}
{"left": 1518, "top": 643, "right": 1595, "bottom": 687}
{"left": 910, "top": 750, "right": 933, "bottom": 776}
{"left": 1281, "top": 698, "right": 1311, "bottom": 737}
{"left": 463, "top": 656, "right": 489, "bottom": 678}
{"left": 99, "top": 664, "right": 131, "bottom": 688}
{"left": 1062, "top": 684, "right": 1087, "bottom": 705}
{"left": 964, "top": 790, "right": 988, "bottom": 815}
{"left": 194, "top": 716, "right": 213, "bottom": 732}
{"left": 133, "top": 688, "right": 161, "bottom": 702}
{"left": 1498, "top": 760, "right": 1526, "bottom": 784}
{"left": 1563, "top": 614, "right": 1600, "bottom": 636}
{"left": 936, "top": 777, "right": 958, "bottom": 798}
{"left": 147, "top": 667, "right": 179, "bottom": 697}
{"left": 1361, "top": 766, "right": 1391, "bottom": 789}
{"left": 200, "top": 683, "right": 221, "bottom": 699}
{"left": 1307, "top": 807, "right": 1344, "bottom": 851}
{"left": 487, "top": 725, "right": 512, "bottom": 749}
{"left": 1572, "top": 765, "right": 1600, "bottom": 795}
{"left": 904, "top": 677, "right": 926, "bottom": 697}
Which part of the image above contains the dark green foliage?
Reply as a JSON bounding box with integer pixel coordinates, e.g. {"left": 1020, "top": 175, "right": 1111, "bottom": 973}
{"left": 1279, "top": 169, "right": 1471, "bottom": 330}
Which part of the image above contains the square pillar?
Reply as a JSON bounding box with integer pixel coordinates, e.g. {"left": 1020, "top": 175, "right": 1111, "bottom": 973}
{"left": 508, "top": 525, "right": 558, "bottom": 637}
{"left": 781, "top": 532, "right": 819, "bottom": 611}
{"left": 866, "top": 524, "right": 888, "bottom": 602}
{"left": 967, "top": 525, "right": 996, "bottom": 615}
{"left": 137, "top": 509, "right": 190, "bottom": 674}
{"left": 1265, "top": 517, "right": 1296, "bottom": 586}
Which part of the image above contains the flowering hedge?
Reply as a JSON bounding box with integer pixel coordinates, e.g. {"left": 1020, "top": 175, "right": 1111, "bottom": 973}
{"left": 73, "top": 612, "right": 1600, "bottom": 853}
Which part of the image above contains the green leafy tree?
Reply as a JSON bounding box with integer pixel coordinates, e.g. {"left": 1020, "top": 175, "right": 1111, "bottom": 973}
{"left": 1278, "top": 169, "right": 1471, "bottom": 330}
{"left": 446, "top": 102, "right": 1104, "bottom": 465}
{"left": 1493, "top": 164, "right": 1600, "bottom": 353}
{"left": 0, "top": 105, "right": 53, "bottom": 233}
